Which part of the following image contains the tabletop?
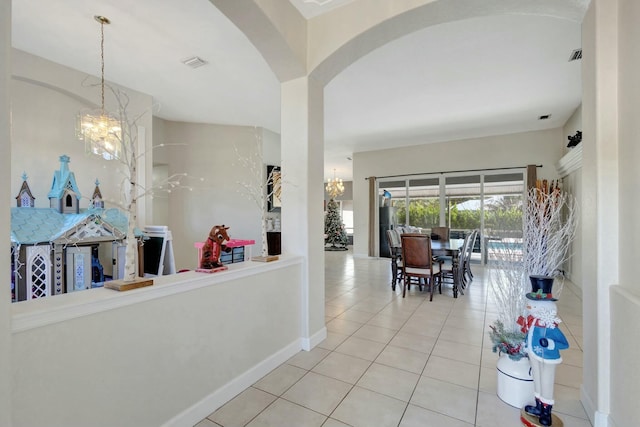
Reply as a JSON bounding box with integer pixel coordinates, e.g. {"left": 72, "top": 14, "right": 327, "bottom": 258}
{"left": 431, "top": 238, "right": 464, "bottom": 254}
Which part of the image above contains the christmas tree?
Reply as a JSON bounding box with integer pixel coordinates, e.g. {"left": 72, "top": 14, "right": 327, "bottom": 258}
{"left": 324, "top": 198, "right": 348, "bottom": 250}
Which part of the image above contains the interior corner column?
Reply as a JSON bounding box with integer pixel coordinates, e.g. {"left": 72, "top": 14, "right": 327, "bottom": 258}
{"left": 581, "top": 1, "right": 618, "bottom": 423}
{"left": 0, "top": 0, "right": 13, "bottom": 423}
{"left": 280, "top": 76, "right": 325, "bottom": 348}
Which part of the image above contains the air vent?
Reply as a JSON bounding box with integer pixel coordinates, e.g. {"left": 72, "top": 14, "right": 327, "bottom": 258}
{"left": 182, "top": 56, "right": 208, "bottom": 69}
{"left": 569, "top": 49, "right": 582, "bottom": 62}
{"left": 304, "top": 0, "right": 335, "bottom": 5}
{"left": 539, "top": 114, "right": 552, "bottom": 120}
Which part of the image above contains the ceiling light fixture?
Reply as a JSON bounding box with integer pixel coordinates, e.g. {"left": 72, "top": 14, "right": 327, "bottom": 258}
{"left": 326, "top": 169, "right": 345, "bottom": 199}
{"left": 76, "top": 15, "right": 122, "bottom": 160}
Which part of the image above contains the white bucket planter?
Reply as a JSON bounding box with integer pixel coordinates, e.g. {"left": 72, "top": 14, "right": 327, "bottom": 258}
{"left": 496, "top": 354, "right": 535, "bottom": 408}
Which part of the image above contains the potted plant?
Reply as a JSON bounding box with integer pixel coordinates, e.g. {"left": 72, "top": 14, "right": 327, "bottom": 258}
{"left": 488, "top": 240, "right": 532, "bottom": 408}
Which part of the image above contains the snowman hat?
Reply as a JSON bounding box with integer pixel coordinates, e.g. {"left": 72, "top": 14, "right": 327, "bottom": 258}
{"left": 526, "top": 275, "right": 557, "bottom": 301}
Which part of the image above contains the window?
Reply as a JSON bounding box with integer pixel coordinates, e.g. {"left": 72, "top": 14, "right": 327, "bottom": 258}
{"left": 341, "top": 200, "right": 354, "bottom": 235}
{"left": 408, "top": 178, "right": 440, "bottom": 230}
{"left": 21, "top": 192, "right": 32, "bottom": 207}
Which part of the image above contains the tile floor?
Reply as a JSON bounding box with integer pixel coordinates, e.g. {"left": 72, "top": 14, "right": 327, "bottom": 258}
{"left": 196, "top": 249, "right": 591, "bottom": 427}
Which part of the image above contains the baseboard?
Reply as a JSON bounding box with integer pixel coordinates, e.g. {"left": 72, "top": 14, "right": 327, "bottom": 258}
{"left": 301, "top": 327, "right": 327, "bottom": 351}
{"left": 594, "top": 412, "right": 611, "bottom": 427}
{"left": 162, "top": 338, "right": 302, "bottom": 427}
{"left": 581, "top": 385, "right": 596, "bottom": 425}
{"left": 581, "top": 385, "right": 611, "bottom": 427}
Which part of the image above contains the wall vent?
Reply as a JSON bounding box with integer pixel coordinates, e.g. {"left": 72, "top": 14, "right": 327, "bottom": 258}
{"left": 182, "top": 56, "right": 208, "bottom": 69}
{"left": 569, "top": 49, "right": 582, "bottom": 62}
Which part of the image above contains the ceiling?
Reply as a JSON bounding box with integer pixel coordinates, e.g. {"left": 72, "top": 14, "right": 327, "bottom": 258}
{"left": 11, "top": 0, "right": 582, "bottom": 182}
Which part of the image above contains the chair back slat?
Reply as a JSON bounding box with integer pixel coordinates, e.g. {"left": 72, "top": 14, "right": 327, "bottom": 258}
{"left": 466, "top": 230, "right": 477, "bottom": 259}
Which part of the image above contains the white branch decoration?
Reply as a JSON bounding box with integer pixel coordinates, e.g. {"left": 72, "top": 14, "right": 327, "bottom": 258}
{"left": 523, "top": 184, "right": 578, "bottom": 298}
{"left": 92, "top": 87, "right": 195, "bottom": 281}
{"left": 489, "top": 181, "right": 578, "bottom": 332}
{"left": 234, "top": 128, "right": 278, "bottom": 258}
{"left": 489, "top": 244, "right": 527, "bottom": 334}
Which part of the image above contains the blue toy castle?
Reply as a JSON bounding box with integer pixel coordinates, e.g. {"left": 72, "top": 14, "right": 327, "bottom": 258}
{"left": 10, "top": 155, "right": 133, "bottom": 302}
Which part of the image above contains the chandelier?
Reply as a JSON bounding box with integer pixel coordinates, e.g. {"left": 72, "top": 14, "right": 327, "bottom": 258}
{"left": 76, "top": 15, "right": 122, "bottom": 161}
{"left": 325, "top": 169, "right": 345, "bottom": 199}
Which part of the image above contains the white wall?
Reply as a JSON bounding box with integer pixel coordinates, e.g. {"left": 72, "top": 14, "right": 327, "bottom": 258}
{"left": 580, "top": 5, "right": 601, "bottom": 423}
{"left": 11, "top": 260, "right": 304, "bottom": 427}
{"left": 560, "top": 106, "right": 583, "bottom": 287}
{"left": 352, "top": 128, "right": 564, "bottom": 256}
{"left": 10, "top": 50, "right": 154, "bottom": 223}
{"left": 581, "top": 1, "right": 622, "bottom": 425}
{"left": 0, "top": 0, "right": 13, "bottom": 424}
{"left": 610, "top": 0, "right": 640, "bottom": 425}
{"left": 155, "top": 119, "right": 280, "bottom": 270}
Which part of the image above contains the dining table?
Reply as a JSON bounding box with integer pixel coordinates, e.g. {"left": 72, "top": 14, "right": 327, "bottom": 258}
{"left": 391, "top": 237, "right": 465, "bottom": 298}
{"left": 431, "top": 238, "right": 465, "bottom": 298}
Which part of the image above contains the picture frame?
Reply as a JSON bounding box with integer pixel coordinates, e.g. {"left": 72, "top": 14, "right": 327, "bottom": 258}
{"left": 267, "top": 165, "right": 281, "bottom": 212}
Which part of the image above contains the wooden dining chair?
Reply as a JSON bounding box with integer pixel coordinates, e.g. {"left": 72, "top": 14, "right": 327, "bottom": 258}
{"left": 462, "top": 229, "right": 478, "bottom": 284}
{"left": 439, "top": 232, "right": 469, "bottom": 295}
{"left": 385, "top": 229, "right": 403, "bottom": 290}
{"left": 431, "top": 226, "right": 450, "bottom": 241}
{"left": 400, "top": 233, "right": 441, "bottom": 300}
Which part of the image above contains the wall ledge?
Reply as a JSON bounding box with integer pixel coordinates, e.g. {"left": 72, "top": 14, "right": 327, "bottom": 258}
{"left": 556, "top": 144, "right": 583, "bottom": 177}
{"left": 11, "top": 256, "right": 303, "bottom": 333}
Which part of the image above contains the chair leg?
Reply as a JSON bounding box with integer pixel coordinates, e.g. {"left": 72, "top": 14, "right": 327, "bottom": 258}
{"left": 402, "top": 274, "right": 407, "bottom": 298}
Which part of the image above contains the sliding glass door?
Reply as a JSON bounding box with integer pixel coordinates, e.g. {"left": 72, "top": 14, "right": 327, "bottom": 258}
{"left": 378, "top": 169, "right": 525, "bottom": 263}
{"left": 483, "top": 173, "right": 525, "bottom": 264}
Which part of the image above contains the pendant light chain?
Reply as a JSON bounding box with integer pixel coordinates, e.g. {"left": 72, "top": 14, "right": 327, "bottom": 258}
{"left": 76, "top": 15, "right": 122, "bottom": 161}
{"left": 100, "top": 18, "right": 105, "bottom": 114}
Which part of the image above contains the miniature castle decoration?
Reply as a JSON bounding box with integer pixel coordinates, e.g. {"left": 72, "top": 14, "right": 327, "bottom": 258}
{"left": 15, "top": 173, "right": 35, "bottom": 208}
{"left": 48, "top": 154, "right": 81, "bottom": 214}
{"left": 10, "top": 155, "right": 134, "bottom": 302}
{"left": 92, "top": 179, "right": 104, "bottom": 209}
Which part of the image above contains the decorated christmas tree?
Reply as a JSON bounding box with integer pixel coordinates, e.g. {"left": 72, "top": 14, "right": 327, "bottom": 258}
{"left": 324, "top": 199, "right": 348, "bottom": 250}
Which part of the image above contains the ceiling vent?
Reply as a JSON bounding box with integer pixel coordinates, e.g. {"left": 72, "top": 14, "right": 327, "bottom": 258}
{"left": 539, "top": 114, "right": 552, "bottom": 120}
{"left": 568, "top": 49, "right": 582, "bottom": 62}
{"left": 304, "top": 0, "right": 336, "bottom": 5}
{"left": 182, "top": 56, "right": 208, "bottom": 69}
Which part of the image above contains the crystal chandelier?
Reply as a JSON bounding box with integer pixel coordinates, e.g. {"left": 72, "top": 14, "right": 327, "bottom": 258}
{"left": 325, "top": 169, "right": 345, "bottom": 199}
{"left": 76, "top": 16, "right": 122, "bottom": 161}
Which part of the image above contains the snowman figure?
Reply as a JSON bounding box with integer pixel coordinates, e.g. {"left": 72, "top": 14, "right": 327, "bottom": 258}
{"left": 518, "top": 277, "right": 569, "bottom": 426}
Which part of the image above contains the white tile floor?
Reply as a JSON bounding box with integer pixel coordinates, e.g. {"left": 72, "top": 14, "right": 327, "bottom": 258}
{"left": 196, "top": 249, "right": 591, "bottom": 427}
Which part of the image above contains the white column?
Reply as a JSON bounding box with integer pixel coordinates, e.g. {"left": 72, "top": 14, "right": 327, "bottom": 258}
{"left": 0, "top": 0, "right": 13, "bottom": 423}
{"left": 281, "top": 76, "right": 326, "bottom": 349}
{"left": 581, "top": 1, "right": 617, "bottom": 425}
